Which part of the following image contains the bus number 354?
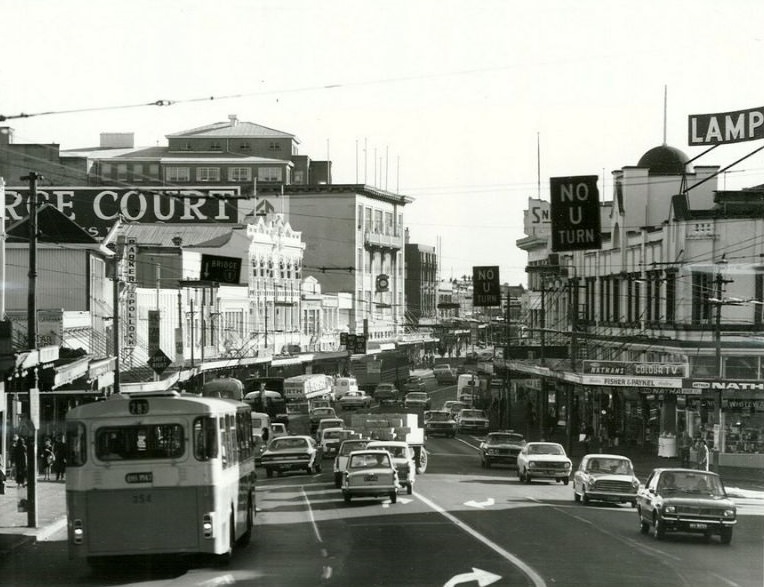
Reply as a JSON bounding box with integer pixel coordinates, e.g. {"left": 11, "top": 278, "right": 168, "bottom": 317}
{"left": 132, "top": 493, "right": 153, "bottom": 504}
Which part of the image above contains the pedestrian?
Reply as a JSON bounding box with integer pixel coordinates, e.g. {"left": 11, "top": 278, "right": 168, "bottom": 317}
{"left": 53, "top": 434, "right": 67, "bottom": 481}
{"left": 0, "top": 454, "right": 5, "bottom": 494}
{"left": 10, "top": 435, "right": 27, "bottom": 488}
{"left": 679, "top": 429, "right": 692, "bottom": 468}
{"left": 40, "top": 438, "right": 55, "bottom": 481}
{"left": 697, "top": 438, "right": 710, "bottom": 472}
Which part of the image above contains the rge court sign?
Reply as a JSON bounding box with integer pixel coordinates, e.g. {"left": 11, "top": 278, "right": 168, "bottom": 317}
{"left": 550, "top": 175, "right": 602, "bottom": 252}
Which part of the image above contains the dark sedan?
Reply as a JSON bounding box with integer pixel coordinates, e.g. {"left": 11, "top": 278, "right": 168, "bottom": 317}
{"left": 637, "top": 468, "right": 736, "bottom": 544}
{"left": 480, "top": 431, "right": 526, "bottom": 468}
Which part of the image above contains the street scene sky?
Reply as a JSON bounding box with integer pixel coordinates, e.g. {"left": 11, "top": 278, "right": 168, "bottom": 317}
{"left": 3, "top": 0, "right": 764, "bottom": 286}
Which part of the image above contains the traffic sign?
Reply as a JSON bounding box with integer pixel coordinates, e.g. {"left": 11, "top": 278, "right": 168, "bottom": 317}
{"left": 473, "top": 265, "right": 500, "bottom": 307}
{"left": 148, "top": 348, "right": 172, "bottom": 375}
{"left": 200, "top": 254, "right": 242, "bottom": 284}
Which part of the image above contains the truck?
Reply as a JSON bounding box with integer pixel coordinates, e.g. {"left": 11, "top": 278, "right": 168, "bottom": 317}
{"left": 346, "top": 411, "right": 428, "bottom": 473}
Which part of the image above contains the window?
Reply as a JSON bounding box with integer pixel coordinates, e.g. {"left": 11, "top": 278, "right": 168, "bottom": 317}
{"left": 196, "top": 167, "right": 221, "bottom": 182}
{"left": 117, "top": 163, "right": 128, "bottom": 181}
{"left": 165, "top": 167, "right": 190, "bottom": 182}
{"left": 193, "top": 416, "right": 218, "bottom": 461}
{"left": 258, "top": 167, "right": 282, "bottom": 182}
{"left": 132, "top": 164, "right": 144, "bottom": 182}
{"left": 65, "top": 422, "right": 87, "bottom": 467}
{"left": 148, "top": 164, "right": 159, "bottom": 179}
{"left": 374, "top": 210, "right": 383, "bottom": 233}
{"left": 239, "top": 142, "right": 251, "bottom": 152}
{"left": 229, "top": 167, "right": 252, "bottom": 182}
{"left": 294, "top": 170, "right": 304, "bottom": 184}
{"left": 268, "top": 141, "right": 281, "bottom": 151}
{"left": 210, "top": 141, "right": 222, "bottom": 151}
{"left": 100, "top": 163, "right": 112, "bottom": 182}
{"left": 95, "top": 424, "right": 185, "bottom": 461}
{"left": 691, "top": 271, "right": 713, "bottom": 324}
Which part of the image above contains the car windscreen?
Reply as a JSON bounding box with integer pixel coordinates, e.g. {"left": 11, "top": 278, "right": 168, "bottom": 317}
{"left": 528, "top": 443, "right": 564, "bottom": 455}
{"left": 489, "top": 434, "right": 523, "bottom": 444}
{"left": 271, "top": 438, "right": 308, "bottom": 450}
{"left": 339, "top": 441, "right": 369, "bottom": 456}
{"left": 429, "top": 412, "right": 452, "bottom": 421}
{"left": 587, "top": 458, "right": 633, "bottom": 474}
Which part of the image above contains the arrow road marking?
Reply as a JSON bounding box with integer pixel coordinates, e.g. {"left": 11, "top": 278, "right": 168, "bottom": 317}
{"left": 444, "top": 567, "right": 502, "bottom": 587}
{"left": 465, "top": 498, "right": 495, "bottom": 509}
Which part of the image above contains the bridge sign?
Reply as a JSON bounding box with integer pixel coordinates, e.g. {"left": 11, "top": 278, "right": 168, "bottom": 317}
{"left": 200, "top": 254, "right": 242, "bottom": 284}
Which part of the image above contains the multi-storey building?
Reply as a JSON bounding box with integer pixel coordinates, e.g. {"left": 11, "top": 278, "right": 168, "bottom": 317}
{"left": 515, "top": 143, "right": 764, "bottom": 468}
{"left": 404, "top": 235, "right": 438, "bottom": 327}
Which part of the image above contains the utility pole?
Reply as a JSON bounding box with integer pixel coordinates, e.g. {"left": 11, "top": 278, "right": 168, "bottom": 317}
{"left": 566, "top": 271, "right": 578, "bottom": 455}
{"left": 503, "top": 291, "right": 512, "bottom": 430}
{"left": 21, "top": 171, "right": 41, "bottom": 528}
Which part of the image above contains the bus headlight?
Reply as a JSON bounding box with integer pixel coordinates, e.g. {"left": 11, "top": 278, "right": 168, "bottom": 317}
{"left": 203, "top": 513, "right": 214, "bottom": 538}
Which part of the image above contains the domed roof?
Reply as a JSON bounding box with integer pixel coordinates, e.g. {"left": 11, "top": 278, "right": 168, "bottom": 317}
{"left": 637, "top": 145, "right": 692, "bottom": 175}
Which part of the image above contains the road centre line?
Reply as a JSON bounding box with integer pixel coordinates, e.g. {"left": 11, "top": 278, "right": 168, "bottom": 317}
{"left": 415, "top": 492, "right": 546, "bottom": 587}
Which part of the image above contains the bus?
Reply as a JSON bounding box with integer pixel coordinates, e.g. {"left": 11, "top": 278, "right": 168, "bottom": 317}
{"left": 65, "top": 391, "right": 256, "bottom": 566}
{"left": 283, "top": 374, "right": 333, "bottom": 403}
{"left": 201, "top": 376, "right": 245, "bottom": 400}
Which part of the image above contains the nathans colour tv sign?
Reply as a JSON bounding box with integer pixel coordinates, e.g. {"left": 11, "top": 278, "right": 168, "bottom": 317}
{"left": 5, "top": 186, "right": 249, "bottom": 238}
{"left": 550, "top": 175, "right": 601, "bottom": 252}
{"left": 689, "top": 105, "right": 764, "bottom": 145}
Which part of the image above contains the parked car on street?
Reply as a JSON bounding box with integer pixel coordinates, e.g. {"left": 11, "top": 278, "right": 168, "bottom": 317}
{"left": 516, "top": 442, "right": 572, "bottom": 485}
{"left": 572, "top": 454, "right": 639, "bottom": 506}
{"left": 424, "top": 410, "right": 457, "bottom": 438}
{"left": 261, "top": 435, "right": 322, "bottom": 478}
{"left": 341, "top": 449, "right": 400, "bottom": 504}
{"left": 402, "top": 376, "right": 426, "bottom": 393}
{"left": 367, "top": 440, "right": 416, "bottom": 495}
{"left": 480, "top": 431, "right": 526, "bottom": 468}
{"left": 373, "top": 383, "right": 400, "bottom": 405}
{"left": 404, "top": 392, "right": 431, "bottom": 411}
{"left": 636, "top": 468, "right": 736, "bottom": 544}
{"left": 455, "top": 409, "right": 490, "bottom": 435}
{"left": 334, "top": 438, "right": 371, "bottom": 488}
{"left": 338, "top": 390, "right": 372, "bottom": 410}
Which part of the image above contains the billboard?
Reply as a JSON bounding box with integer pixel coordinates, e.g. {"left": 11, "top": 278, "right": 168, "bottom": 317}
{"left": 550, "top": 175, "right": 601, "bottom": 252}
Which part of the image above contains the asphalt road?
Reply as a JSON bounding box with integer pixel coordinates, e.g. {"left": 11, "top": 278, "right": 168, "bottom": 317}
{"left": 3, "top": 380, "right": 763, "bottom": 587}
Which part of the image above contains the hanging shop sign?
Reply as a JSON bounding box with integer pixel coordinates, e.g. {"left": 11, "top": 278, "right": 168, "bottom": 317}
{"left": 549, "top": 175, "right": 602, "bottom": 252}
{"left": 582, "top": 375, "right": 683, "bottom": 388}
{"left": 582, "top": 361, "right": 687, "bottom": 377}
{"left": 682, "top": 379, "right": 764, "bottom": 393}
{"left": 124, "top": 238, "right": 138, "bottom": 349}
{"left": 688, "top": 105, "right": 764, "bottom": 145}
{"left": 5, "top": 186, "right": 244, "bottom": 238}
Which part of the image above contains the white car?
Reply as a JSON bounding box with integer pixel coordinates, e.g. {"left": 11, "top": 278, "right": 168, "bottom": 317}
{"left": 516, "top": 442, "right": 572, "bottom": 485}
{"left": 572, "top": 454, "right": 640, "bottom": 506}
{"left": 320, "top": 427, "right": 351, "bottom": 458}
{"left": 333, "top": 438, "right": 370, "bottom": 487}
{"left": 367, "top": 440, "right": 416, "bottom": 495}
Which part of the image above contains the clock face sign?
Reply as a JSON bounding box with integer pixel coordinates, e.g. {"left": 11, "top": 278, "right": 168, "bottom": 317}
{"left": 376, "top": 274, "right": 389, "bottom": 292}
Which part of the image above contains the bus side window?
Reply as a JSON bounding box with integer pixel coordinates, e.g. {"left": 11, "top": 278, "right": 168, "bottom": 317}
{"left": 66, "top": 421, "right": 87, "bottom": 466}
{"left": 193, "top": 417, "right": 218, "bottom": 461}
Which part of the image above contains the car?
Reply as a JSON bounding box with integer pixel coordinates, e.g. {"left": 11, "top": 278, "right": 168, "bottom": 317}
{"left": 455, "top": 409, "right": 490, "bottom": 434}
{"left": 402, "top": 376, "right": 426, "bottom": 392}
{"left": 404, "top": 392, "right": 431, "bottom": 410}
{"left": 319, "top": 427, "right": 354, "bottom": 458}
{"left": 367, "top": 440, "right": 416, "bottom": 495}
{"left": 432, "top": 364, "right": 457, "bottom": 384}
{"left": 310, "top": 406, "right": 338, "bottom": 432}
{"left": 315, "top": 417, "right": 346, "bottom": 441}
{"left": 309, "top": 398, "right": 333, "bottom": 411}
{"left": 338, "top": 390, "right": 372, "bottom": 410}
{"left": 636, "top": 468, "right": 736, "bottom": 544}
{"left": 516, "top": 442, "right": 572, "bottom": 484}
{"left": 334, "top": 438, "right": 371, "bottom": 487}
{"left": 341, "top": 449, "right": 400, "bottom": 504}
{"left": 572, "top": 454, "right": 639, "bottom": 506}
{"left": 261, "top": 435, "right": 322, "bottom": 478}
{"left": 424, "top": 410, "right": 457, "bottom": 438}
{"left": 443, "top": 400, "right": 467, "bottom": 417}
{"left": 373, "top": 383, "right": 400, "bottom": 405}
{"left": 269, "top": 422, "right": 288, "bottom": 439}
{"left": 480, "top": 431, "right": 526, "bottom": 468}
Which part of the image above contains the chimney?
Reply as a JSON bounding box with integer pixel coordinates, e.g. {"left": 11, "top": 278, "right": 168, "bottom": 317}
{"left": 0, "top": 127, "right": 13, "bottom": 146}
{"left": 228, "top": 114, "right": 238, "bottom": 126}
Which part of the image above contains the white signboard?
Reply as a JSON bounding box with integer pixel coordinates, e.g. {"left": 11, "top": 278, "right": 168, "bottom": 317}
{"left": 582, "top": 375, "right": 683, "bottom": 388}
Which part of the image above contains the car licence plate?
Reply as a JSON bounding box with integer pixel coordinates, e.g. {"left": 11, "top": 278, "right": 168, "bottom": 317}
{"left": 364, "top": 474, "right": 377, "bottom": 482}
{"left": 689, "top": 523, "right": 708, "bottom": 530}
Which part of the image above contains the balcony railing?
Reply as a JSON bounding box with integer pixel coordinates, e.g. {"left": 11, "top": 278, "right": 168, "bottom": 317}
{"left": 364, "top": 229, "right": 403, "bottom": 250}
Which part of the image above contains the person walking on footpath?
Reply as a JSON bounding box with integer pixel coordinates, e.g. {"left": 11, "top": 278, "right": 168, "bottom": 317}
{"left": 10, "top": 435, "right": 28, "bottom": 488}
{"left": 53, "top": 434, "right": 67, "bottom": 481}
{"left": 679, "top": 429, "right": 692, "bottom": 468}
{"left": 696, "top": 438, "right": 710, "bottom": 471}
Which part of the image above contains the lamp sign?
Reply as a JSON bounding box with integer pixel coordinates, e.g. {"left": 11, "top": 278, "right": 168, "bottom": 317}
{"left": 689, "top": 105, "right": 764, "bottom": 145}
{"left": 550, "top": 175, "right": 602, "bottom": 252}
{"left": 472, "top": 265, "right": 500, "bottom": 307}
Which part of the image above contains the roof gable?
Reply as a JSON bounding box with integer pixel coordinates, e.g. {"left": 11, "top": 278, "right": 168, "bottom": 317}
{"left": 7, "top": 204, "right": 100, "bottom": 244}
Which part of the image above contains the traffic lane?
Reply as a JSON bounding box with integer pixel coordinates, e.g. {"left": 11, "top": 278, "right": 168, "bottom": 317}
{"left": 417, "top": 463, "right": 763, "bottom": 587}
{"left": 256, "top": 468, "right": 538, "bottom": 586}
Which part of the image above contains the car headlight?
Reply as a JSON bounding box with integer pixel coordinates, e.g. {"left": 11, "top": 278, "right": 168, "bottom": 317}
{"left": 663, "top": 505, "right": 676, "bottom": 514}
{"left": 564, "top": 462, "right": 571, "bottom": 469}
{"left": 586, "top": 478, "right": 596, "bottom": 489}
{"left": 528, "top": 461, "right": 537, "bottom": 468}
{"left": 631, "top": 479, "right": 640, "bottom": 490}
{"left": 723, "top": 509, "right": 736, "bottom": 519}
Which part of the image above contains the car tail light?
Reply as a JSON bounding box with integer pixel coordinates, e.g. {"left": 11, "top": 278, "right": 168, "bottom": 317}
{"left": 203, "top": 513, "right": 214, "bottom": 538}
{"left": 72, "top": 519, "right": 84, "bottom": 544}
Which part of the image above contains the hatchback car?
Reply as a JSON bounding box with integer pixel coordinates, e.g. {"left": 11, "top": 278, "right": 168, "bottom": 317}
{"left": 572, "top": 454, "right": 639, "bottom": 506}
{"left": 334, "top": 438, "right": 371, "bottom": 488}
{"left": 261, "top": 435, "right": 322, "bottom": 478}
{"left": 516, "top": 442, "right": 572, "bottom": 484}
{"left": 480, "top": 431, "right": 526, "bottom": 468}
{"left": 342, "top": 449, "right": 400, "bottom": 504}
{"left": 637, "top": 468, "right": 736, "bottom": 544}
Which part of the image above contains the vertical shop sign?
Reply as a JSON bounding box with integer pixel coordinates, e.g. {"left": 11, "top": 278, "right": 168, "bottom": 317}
{"left": 124, "top": 238, "right": 138, "bottom": 348}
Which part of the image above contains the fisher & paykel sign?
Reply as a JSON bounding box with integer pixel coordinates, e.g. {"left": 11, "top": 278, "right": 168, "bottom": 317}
{"left": 5, "top": 186, "right": 245, "bottom": 238}
{"left": 688, "top": 105, "right": 764, "bottom": 145}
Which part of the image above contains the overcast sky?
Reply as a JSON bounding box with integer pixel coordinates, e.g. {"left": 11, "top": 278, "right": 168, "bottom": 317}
{"left": 3, "top": 0, "right": 764, "bottom": 285}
